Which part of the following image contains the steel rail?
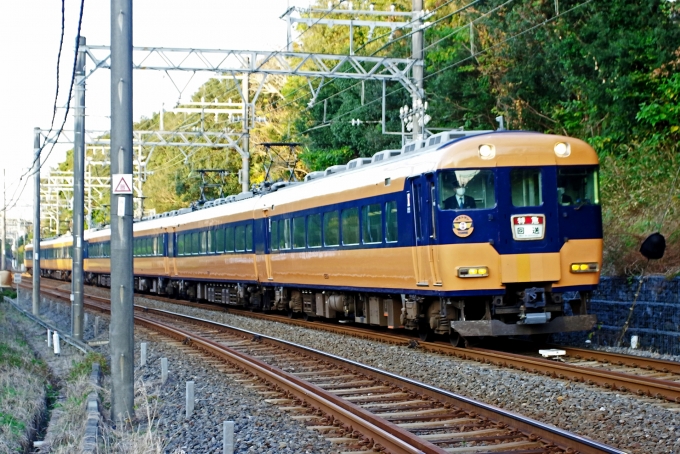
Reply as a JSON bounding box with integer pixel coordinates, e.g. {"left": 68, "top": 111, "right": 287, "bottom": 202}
{"left": 559, "top": 346, "right": 680, "bottom": 374}
{"left": 30, "top": 283, "right": 623, "bottom": 453}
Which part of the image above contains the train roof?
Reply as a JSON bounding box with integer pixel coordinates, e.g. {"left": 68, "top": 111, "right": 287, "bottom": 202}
{"left": 78, "top": 130, "right": 598, "bottom": 237}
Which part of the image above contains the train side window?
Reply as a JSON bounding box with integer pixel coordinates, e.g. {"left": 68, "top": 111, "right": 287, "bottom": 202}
{"left": 207, "top": 230, "right": 213, "bottom": 254}
{"left": 279, "top": 219, "right": 291, "bottom": 250}
{"left": 191, "top": 232, "right": 199, "bottom": 255}
{"left": 511, "top": 169, "right": 543, "bottom": 207}
{"left": 216, "top": 228, "right": 225, "bottom": 253}
{"left": 307, "top": 214, "right": 322, "bottom": 248}
{"left": 146, "top": 238, "right": 152, "bottom": 256}
{"left": 225, "top": 226, "right": 235, "bottom": 252}
{"left": 246, "top": 223, "right": 253, "bottom": 251}
{"left": 323, "top": 211, "right": 339, "bottom": 247}
{"left": 385, "top": 201, "right": 398, "bottom": 243}
{"left": 362, "top": 204, "right": 382, "bottom": 244}
{"left": 200, "top": 231, "right": 207, "bottom": 255}
{"left": 270, "top": 220, "right": 279, "bottom": 251}
{"left": 153, "top": 237, "right": 159, "bottom": 256}
{"left": 235, "top": 225, "right": 246, "bottom": 252}
{"left": 178, "top": 234, "right": 185, "bottom": 256}
{"left": 342, "top": 207, "right": 360, "bottom": 246}
{"left": 293, "top": 216, "right": 306, "bottom": 249}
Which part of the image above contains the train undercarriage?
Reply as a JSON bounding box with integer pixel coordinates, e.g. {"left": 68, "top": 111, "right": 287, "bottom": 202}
{"left": 71, "top": 272, "right": 594, "bottom": 346}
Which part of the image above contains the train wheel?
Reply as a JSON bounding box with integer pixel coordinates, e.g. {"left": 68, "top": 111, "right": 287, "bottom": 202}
{"left": 287, "top": 309, "right": 295, "bottom": 319}
{"left": 449, "top": 331, "right": 462, "bottom": 347}
{"left": 418, "top": 321, "right": 434, "bottom": 342}
{"left": 302, "top": 312, "right": 312, "bottom": 321}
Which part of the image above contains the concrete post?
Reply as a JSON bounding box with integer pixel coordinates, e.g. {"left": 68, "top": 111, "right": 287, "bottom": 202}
{"left": 411, "top": 0, "right": 424, "bottom": 140}
{"left": 140, "top": 342, "right": 147, "bottom": 366}
{"left": 186, "top": 381, "right": 195, "bottom": 419}
{"left": 47, "top": 329, "right": 52, "bottom": 347}
{"left": 110, "top": 0, "right": 135, "bottom": 424}
{"left": 223, "top": 421, "right": 235, "bottom": 454}
{"left": 53, "top": 332, "right": 60, "bottom": 355}
{"left": 72, "top": 36, "right": 86, "bottom": 341}
{"left": 241, "top": 70, "right": 250, "bottom": 193}
{"left": 161, "top": 357, "right": 168, "bottom": 384}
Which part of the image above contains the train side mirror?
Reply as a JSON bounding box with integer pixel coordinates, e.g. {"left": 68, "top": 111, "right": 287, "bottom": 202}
{"left": 640, "top": 232, "right": 665, "bottom": 260}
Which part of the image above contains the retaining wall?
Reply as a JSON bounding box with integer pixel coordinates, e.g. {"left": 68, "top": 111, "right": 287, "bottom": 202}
{"left": 556, "top": 276, "right": 680, "bottom": 355}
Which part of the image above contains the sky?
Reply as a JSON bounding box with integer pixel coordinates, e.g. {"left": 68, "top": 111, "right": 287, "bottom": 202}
{"left": 0, "top": 0, "right": 311, "bottom": 219}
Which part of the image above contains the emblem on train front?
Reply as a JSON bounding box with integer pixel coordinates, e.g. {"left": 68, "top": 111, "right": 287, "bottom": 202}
{"left": 453, "top": 215, "right": 474, "bottom": 238}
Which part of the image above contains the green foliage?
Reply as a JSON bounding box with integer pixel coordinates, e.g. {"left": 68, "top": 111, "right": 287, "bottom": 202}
{"left": 68, "top": 352, "right": 109, "bottom": 382}
{"left": 0, "top": 412, "right": 25, "bottom": 436}
{"left": 0, "top": 289, "right": 16, "bottom": 299}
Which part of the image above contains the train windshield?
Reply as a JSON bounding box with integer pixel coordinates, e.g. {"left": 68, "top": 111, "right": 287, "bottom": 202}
{"left": 438, "top": 169, "right": 495, "bottom": 210}
{"left": 511, "top": 168, "right": 543, "bottom": 207}
{"left": 557, "top": 167, "right": 600, "bottom": 206}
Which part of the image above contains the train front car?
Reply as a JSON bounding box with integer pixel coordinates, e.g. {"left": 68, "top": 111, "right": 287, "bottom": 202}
{"left": 420, "top": 131, "right": 601, "bottom": 344}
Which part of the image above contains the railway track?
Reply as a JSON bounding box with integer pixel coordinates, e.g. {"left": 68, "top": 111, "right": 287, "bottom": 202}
{"left": 25, "top": 278, "right": 680, "bottom": 405}
{"left": 27, "top": 282, "right": 622, "bottom": 454}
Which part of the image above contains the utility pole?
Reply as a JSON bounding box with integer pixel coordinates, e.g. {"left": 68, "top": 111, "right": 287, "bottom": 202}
{"left": 412, "top": 0, "right": 424, "bottom": 141}
{"left": 110, "top": 0, "right": 134, "bottom": 424}
{"left": 72, "top": 36, "right": 86, "bottom": 341}
{"left": 33, "top": 128, "right": 41, "bottom": 316}
{"left": 1, "top": 169, "right": 5, "bottom": 271}
{"left": 241, "top": 70, "right": 250, "bottom": 193}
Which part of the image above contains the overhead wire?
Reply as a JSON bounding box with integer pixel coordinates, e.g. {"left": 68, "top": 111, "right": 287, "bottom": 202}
{"left": 2, "top": 0, "right": 86, "bottom": 214}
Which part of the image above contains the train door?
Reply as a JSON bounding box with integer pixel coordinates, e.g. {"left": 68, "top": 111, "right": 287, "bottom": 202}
{"left": 409, "top": 173, "right": 440, "bottom": 287}
{"left": 166, "top": 228, "right": 178, "bottom": 277}
{"left": 262, "top": 210, "right": 273, "bottom": 281}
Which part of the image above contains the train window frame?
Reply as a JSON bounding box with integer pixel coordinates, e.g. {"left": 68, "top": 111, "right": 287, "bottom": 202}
{"left": 225, "top": 226, "right": 235, "bottom": 253}
{"left": 200, "top": 231, "right": 208, "bottom": 255}
{"left": 270, "top": 220, "right": 279, "bottom": 251}
{"left": 178, "top": 234, "right": 185, "bottom": 256}
{"left": 511, "top": 168, "right": 543, "bottom": 207}
{"left": 216, "top": 228, "right": 225, "bottom": 253}
{"left": 246, "top": 223, "right": 253, "bottom": 251}
{"left": 557, "top": 166, "right": 600, "bottom": 206}
{"left": 153, "top": 236, "right": 159, "bottom": 256}
{"left": 323, "top": 211, "right": 340, "bottom": 247}
{"left": 362, "top": 203, "right": 383, "bottom": 244}
{"left": 191, "top": 232, "right": 199, "bottom": 255}
{"left": 341, "top": 207, "right": 360, "bottom": 246}
{"left": 438, "top": 169, "right": 496, "bottom": 210}
{"left": 235, "top": 225, "right": 246, "bottom": 252}
{"left": 207, "top": 230, "right": 214, "bottom": 254}
{"left": 307, "top": 213, "right": 322, "bottom": 248}
{"left": 385, "top": 200, "right": 399, "bottom": 243}
{"left": 293, "top": 216, "right": 306, "bottom": 249}
{"left": 279, "top": 218, "right": 292, "bottom": 250}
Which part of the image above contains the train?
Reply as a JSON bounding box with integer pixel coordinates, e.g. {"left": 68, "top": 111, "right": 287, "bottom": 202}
{"left": 26, "top": 129, "right": 602, "bottom": 345}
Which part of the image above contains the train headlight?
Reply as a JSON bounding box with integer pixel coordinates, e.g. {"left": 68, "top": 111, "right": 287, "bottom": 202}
{"left": 554, "top": 142, "right": 571, "bottom": 157}
{"left": 478, "top": 144, "right": 495, "bottom": 159}
{"left": 458, "top": 266, "right": 489, "bottom": 278}
{"left": 570, "top": 262, "right": 599, "bottom": 273}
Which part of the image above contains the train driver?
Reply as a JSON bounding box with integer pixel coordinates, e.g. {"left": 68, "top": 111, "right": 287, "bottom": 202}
{"left": 443, "top": 181, "right": 477, "bottom": 210}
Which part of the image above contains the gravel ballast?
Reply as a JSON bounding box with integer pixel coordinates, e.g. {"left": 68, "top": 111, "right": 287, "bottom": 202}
{"left": 19, "top": 286, "right": 680, "bottom": 454}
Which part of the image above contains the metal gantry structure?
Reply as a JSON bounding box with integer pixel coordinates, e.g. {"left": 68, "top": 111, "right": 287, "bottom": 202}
{"left": 30, "top": 0, "right": 428, "bottom": 426}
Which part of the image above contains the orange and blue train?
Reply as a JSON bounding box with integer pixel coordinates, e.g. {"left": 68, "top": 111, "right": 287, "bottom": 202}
{"left": 26, "top": 129, "right": 602, "bottom": 345}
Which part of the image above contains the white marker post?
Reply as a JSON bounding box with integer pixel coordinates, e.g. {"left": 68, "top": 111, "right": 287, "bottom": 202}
{"left": 223, "top": 421, "right": 235, "bottom": 454}
{"left": 161, "top": 358, "right": 168, "bottom": 384}
{"left": 47, "top": 329, "right": 52, "bottom": 347}
{"left": 140, "top": 342, "right": 147, "bottom": 367}
{"left": 186, "top": 381, "right": 195, "bottom": 419}
{"left": 53, "top": 332, "right": 61, "bottom": 356}
{"left": 13, "top": 273, "right": 21, "bottom": 303}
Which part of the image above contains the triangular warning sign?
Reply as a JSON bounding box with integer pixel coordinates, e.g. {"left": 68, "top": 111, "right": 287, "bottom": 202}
{"left": 114, "top": 177, "right": 131, "bottom": 193}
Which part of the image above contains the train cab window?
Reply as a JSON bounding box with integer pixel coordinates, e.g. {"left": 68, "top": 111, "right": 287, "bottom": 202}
{"left": 279, "top": 219, "right": 292, "bottom": 250}
{"left": 225, "top": 226, "right": 235, "bottom": 252}
{"left": 270, "top": 220, "right": 279, "bottom": 251}
{"left": 307, "top": 214, "right": 322, "bottom": 248}
{"left": 342, "top": 208, "right": 360, "bottom": 246}
{"left": 235, "top": 225, "right": 246, "bottom": 252}
{"left": 323, "top": 211, "right": 339, "bottom": 247}
{"left": 557, "top": 167, "right": 600, "bottom": 206}
{"left": 216, "top": 228, "right": 226, "bottom": 253}
{"left": 362, "top": 204, "right": 382, "bottom": 244}
{"left": 200, "top": 231, "right": 208, "bottom": 254}
{"left": 191, "top": 232, "right": 199, "bottom": 255}
{"left": 178, "top": 234, "right": 185, "bottom": 256}
{"left": 439, "top": 169, "right": 496, "bottom": 210}
{"left": 293, "top": 217, "right": 306, "bottom": 249}
{"left": 511, "top": 169, "right": 543, "bottom": 207}
{"left": 246, "top": 223, "right": 253, "bottom": 251}
{"left": 385, "top": 201, "right": 398, "bottom": 243}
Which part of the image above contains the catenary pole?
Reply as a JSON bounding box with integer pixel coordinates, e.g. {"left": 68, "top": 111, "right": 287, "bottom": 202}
{"left": 241, "top": 69, "right": 250, "bottom": 193}
{"left": 110, "top": 0, "right": 134, "bottom": 424}
{"left": 33, "top": 128, "right": 41, "bottom": 316}
{"left": 1, "top": 169, "right": 5, "bottom": 271}
{"left": 411, "top": 0, "right": 424, "bottom": 140}
{"left": 72, "top": 36, "right": 86, "bottom": 341}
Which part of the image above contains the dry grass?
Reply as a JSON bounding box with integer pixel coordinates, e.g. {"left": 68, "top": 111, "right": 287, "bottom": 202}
{"left": 0, "top": 305, "right": 50, "bottom": 453}
{"left": 47, "top": 374, "right": 96, "bottom": 453}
